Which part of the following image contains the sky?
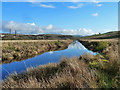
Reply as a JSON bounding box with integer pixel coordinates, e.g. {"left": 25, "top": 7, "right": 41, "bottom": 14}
{"left": 2, "top": 2, "right": 118, "bottom": 36}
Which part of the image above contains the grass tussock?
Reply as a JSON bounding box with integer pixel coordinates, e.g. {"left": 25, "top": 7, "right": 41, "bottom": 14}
{"left": 2, "top": 57, "right": 97, "bottom": 88}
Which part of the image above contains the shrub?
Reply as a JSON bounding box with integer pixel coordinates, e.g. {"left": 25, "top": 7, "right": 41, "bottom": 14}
{"left": 95, "top": 42, "right": 109, "bottom": 51}
{"left": 54, "top": 41, "right": 63, "bottom": 45}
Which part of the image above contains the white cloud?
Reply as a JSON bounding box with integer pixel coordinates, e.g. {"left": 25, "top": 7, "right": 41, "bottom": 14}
{"left": 103, "top": 28, "right": 118, "bottom": 33}
{"left": 97, "top": 4, "right": 102, "bottom": 7}
{"left": 28, "top": 0, "right": 38, "bottom": 2}
{"left": 2, "top": 0, "right": 119, "bottom": 2}
{"left": 27, "top": 22, "right": 36, "bottom": 26}
{"left": 68, "top": 4, "right": 83, "bottom": 9}
{"left": 46, "top": 24, "right": 53, "bottom": 30}
{"left": 31, "top": 2, "right": 55, "bottom": 8}
{"left": 2, "top": 21, "right": 95, "bottom": 36}
{"left": 2, "top": 21, "right": 43, "bottom": 34}
{"left": 68, "top": 2, "right": 102, "bottom": 9}
{"left": 92, "top": 13, "right": 98, "bottom": 16}
{"left": 91, "top": 0, "right": 100, "bottom": 3}
{"left": 91, "top": 0, "right": 103, "bottom": 7}
{"left": 40, "top": 4, "right": 55, "bottom": 8}
{"left": 65, "top": 28, "right": 95, "bottom": 35}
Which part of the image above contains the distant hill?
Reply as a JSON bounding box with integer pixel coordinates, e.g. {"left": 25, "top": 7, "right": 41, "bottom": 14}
{"left": 81, "top": 31, "right": 119, "bottom": 39}
{"left": 2, "top": 31, "right": 119, "bottom": 40}
{"left": 72, "top": 35, "right": 83, "bottom": 38}
{"left": 1, "top": 34, "right": 76, "bottom": 40}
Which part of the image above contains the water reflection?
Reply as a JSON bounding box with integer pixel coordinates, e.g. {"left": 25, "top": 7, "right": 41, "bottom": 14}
{"left": 68, "top": 41, "right": 86, "bottom": 50}
{"left": 2, "top": 41, "right": 97, "bottom": 79}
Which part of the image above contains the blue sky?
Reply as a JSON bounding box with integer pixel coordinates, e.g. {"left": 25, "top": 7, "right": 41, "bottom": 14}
{"left": 2, "top": 2, "right": 118, "bottom": 35}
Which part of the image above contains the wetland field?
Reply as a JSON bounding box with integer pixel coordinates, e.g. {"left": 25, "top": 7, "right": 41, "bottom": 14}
{"left": 1, "top": 31, "right": 120, "bottom": 88}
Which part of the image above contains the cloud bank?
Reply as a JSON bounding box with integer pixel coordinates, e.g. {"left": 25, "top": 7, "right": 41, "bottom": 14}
{"left": 2, "top": 21, "right": 95, "bottom": 36}
{"left": 3, "top": 0, "right": 119, "bottom": 2}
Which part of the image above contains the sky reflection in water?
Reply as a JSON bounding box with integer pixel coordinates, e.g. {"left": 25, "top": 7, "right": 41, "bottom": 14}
{"left": 2, "top": 41, "right": 97, "bottom": 79}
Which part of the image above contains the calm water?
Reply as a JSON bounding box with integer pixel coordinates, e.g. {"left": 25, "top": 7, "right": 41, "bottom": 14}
{"left": 1, "top": 41, "right": 97, "bottom": 79}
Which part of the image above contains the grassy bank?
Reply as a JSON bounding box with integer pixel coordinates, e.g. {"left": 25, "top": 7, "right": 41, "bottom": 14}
{"left": 78, "top": 39, "right": 120, "bottom": 88}
{"left": 2, "top": 56, "right": 98, "bottom": 88}
{"left": 78, "top": 39, "right": 119, "bottom": 59}
{"left": 2, "top": 40, "right": 73, "bottom": 64}
{"left": 2, "top": 34, "right": 75, "bottom": 40}
{"left": 2, "top": 51, "right": 119, "bottom": 88}
{"left": 2, "top": 38, "right": 120, "bottom": 88}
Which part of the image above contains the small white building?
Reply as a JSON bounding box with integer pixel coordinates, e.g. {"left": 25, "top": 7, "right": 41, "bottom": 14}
{"left": 0, "top": 35, "right": 5, "bottom": 37}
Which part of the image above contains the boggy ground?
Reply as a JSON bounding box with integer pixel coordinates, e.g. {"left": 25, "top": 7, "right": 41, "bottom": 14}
{"left": 2, "top": 38, "right": 120, "bottom": 88}
{"left": 2, "top": 40, "right": 73, "bottom": 64}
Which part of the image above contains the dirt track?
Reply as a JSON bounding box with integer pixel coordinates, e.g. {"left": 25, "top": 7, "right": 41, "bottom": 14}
{"left": 1, "top": 40, "right": 71, "bottom": 43}
{"left": 79, "top": 38, "right": 118, "bottom": 42}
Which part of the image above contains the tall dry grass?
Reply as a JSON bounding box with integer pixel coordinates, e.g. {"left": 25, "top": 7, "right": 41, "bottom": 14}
{"left": 2, "top": 40, "right": 119, "bottom": 88}
{"left": 2, "top": 40, "right": 73, "bottom": 63}
{"left": 2, "top": 57, "right": 98, "bottom": 88}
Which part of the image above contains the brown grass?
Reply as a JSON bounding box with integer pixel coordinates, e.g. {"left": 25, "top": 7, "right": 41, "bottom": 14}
{"left": 2, "top": 40, "right": 73, "bottom": 63}
{"left": 2, "top": 45, "right": 120, "bottom": 88}
{"left": 2, "top": 56, "right": 97, "bottom": 88}
{"left": 2, "top": 39, "right": 120, "bottom": 88}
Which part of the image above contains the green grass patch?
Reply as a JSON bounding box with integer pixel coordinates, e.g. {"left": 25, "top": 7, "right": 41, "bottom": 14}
{"left": 54, "top": 41, "right": 64, "bottom": 45}
{"left": 95, "top": 42, "right": 109, "bottom": 51}
{"left": 89, "top": 61, "right": 100, "bottom": 68}
{"left": 88, "top": 55, "right": 119, "bottom": 88}
{"left": 102, "top": 59, "right": 109, "bottom": 62}
{"left": 6, "top": 46, "right": 19, "bottom": 52}
{"left": 6, "top": 46, "right": 14, "bottom": 50}
{"left": 96, "top": 71, "right": 115, "bottom": 88}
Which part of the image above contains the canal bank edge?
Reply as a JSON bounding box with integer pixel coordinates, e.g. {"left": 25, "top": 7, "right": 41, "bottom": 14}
{"left": 78, "top": 39, "right": 119, "bottom": 62}
{"left": 2, "top": 40, "right": 73, "bottom": 64}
